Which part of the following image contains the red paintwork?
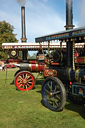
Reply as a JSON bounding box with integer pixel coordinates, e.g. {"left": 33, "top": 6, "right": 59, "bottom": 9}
{"left": 5, "top": 64, "right": 16, "bottom": 68}
{"left": 43, "top": 69, "right": 57, "bottom": 77}
{"left": 7, "top": 59, "right": 21, "bottom": 63}
{"left": 38, "top": 64, "right": 45, "bottom": 71}
{"left": 15, "top": 71, "right": 35, "bottom": 91}
{"left": 31, "top": 64, "right": 36, "bottom": 71}
{"left": 51, "top": 62, "right": 59, "bottom": 65}
{"left": 76, "top": 57, "right": 85, "bottom": 63}
{"left": 29, "top": 60, "right": 36, "bottom": 64}
{"left": 75, "top": 51, "right": 79, "bottom": 62}
{"left": 30, "top": 64, "right": 45, "bottom": 72}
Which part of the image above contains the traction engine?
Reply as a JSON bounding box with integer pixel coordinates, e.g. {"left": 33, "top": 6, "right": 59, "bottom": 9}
{"left": 35, "top": 0, "right": 85, "bottom": 111}
{"left": 2, "top": 0, "right": 85, "bottom": 112}
{"left": 2, "top": 6, "right": 59, "bottom": 91}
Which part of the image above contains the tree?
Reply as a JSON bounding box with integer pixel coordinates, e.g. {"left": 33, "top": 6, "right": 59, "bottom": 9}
{"left": 0, "top": 20, "right": 18, "bottom": 60}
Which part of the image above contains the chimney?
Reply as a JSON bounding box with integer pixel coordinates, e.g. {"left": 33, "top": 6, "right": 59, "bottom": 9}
{"left": 65, "top": 0, "right": 74, "bottom": 30}
{"left": 21, "top": 6, "right": 27, "bottom": 62}
{"left": 65, "top": 0, "right": 74, "bottom": 67}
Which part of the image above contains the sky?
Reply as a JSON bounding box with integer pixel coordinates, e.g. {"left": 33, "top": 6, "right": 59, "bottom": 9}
{"left": 0, "top": 0, "right": 85, "bottom": 43}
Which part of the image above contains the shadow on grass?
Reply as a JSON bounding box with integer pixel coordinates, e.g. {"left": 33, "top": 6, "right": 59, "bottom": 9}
{"left": 35, "top": 78, "right": 44, "bottom": 93}
{"left": 65, "top": 99, "right": 85, "bottom": 119}
{"left": 35, "top": 79, "right": 44, "bottom": 86}
{"left": 10, "top": 80, "right": 14, "bottom": 85}
{"left": 41, "top": 100, "right": 63, "bottom": 112}
{"left": 40, "top": 98, "right": 85, "bottom": 116}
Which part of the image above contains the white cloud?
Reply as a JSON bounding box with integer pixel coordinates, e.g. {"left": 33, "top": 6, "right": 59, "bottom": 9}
{"left": 1, "top": 0, "right": 80, "bottom": 42}
{"left": 42, "top": 0, "right": 48, "bottom": 2}
{"left": 77, "top": 0, "right": 85, "bottom": 27}
{"left": 0, "top": 0, "right": 79, "bottom": 43}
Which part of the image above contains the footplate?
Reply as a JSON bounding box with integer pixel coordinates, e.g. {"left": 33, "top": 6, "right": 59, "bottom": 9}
{"left": 72, "top": 83, "right": 85, "bottom": 97}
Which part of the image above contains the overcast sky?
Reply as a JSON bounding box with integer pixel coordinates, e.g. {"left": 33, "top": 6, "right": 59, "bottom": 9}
{"left": 0, "top": 0, "right": 85, "bottom": 42}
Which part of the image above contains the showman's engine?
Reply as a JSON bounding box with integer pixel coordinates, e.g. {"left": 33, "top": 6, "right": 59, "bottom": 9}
{"left": 2, "top": 0, "right": 85, "bottom": 112}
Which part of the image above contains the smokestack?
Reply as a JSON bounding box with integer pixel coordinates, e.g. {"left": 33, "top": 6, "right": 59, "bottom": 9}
{"left": 21, "top": 6, "right": 27, "bottom": 42}
{"left": 65, "top": 0, "right": 74, "bottom": 67}
{"left": 21, "top": 6, "right": 27, "bottom": 62}
{"left": 65, "top": 0, "right": 74, "bottom": 30}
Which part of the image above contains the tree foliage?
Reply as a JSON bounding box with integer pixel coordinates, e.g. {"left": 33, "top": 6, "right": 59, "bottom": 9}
{"left": 0, "top": 21, "right": 18, "bottom": 60}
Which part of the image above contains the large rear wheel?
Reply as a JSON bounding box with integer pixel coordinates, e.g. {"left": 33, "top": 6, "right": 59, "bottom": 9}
{"left": 14, "top": 71, "right": 35, "bottom": 91}
{"left": 68, "top": 94, "right": 85, "bottom": 105}
{"left": 42, "top": 77, "right": 66, "bottom": 111}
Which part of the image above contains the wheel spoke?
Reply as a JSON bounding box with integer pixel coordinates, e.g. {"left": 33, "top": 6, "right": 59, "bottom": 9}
{"left": 50, "top": 81, "right": 53, "bottom": 91}
{"left": 53, "top": 91, "right": 60, "bottom": 95}
{"left": 19, "top": 76, "right": 23, "bottom": 80}
{"left": 22, "top": 74, "right": 24, "bottom": 79}
{"left": 25, "top": 85, "right": 28, "bottom": 89}
{"left": 27, "top": 83, "right": 30, "bottom": 87}
{"left": 55, "top": 95, "right": 61, "bottom": 100}
{"left": 22, "top": 85, "right": 25, "bottom": 89}
{"left": 17, "top": 82, "right": 22, "bottom": 85}
{"left": 54, "top": 85, "right": 57, "bottom": 91}
{"left": 19, "top": 84, "right": 23, "bottom": 87}
{"left": 26, "top": 74, "right": 27, "bottom": 78}
{"left": 28, "top": 81, "right": 32, "bottom": 84}
{"left": 17, "top": 83, "right": 23, "bottom": 87}
{"left": 47, "top": 97, "right": 52, "bottom": 103}
{"left": 27, "top": 78, "right": 32, "bottom": 82}
{"left": 53, "top": 99, "right": 59, "bottom": 106}
{"left": 27, "top": 76, "right": 31, "bottom": 79}
{"left": 47, "top": 82, "right": 52, "bottom": 91}
{"left": 44, "top": 88, "right": 50, "bottom": 94}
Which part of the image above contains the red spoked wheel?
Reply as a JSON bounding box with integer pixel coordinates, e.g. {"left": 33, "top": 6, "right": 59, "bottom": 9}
{"left": 14, "top": 71, "right": 35, "bottom": 91}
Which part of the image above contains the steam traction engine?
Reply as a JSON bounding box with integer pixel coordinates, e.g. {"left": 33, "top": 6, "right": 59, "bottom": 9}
{"left": 35, "top": 28, "right": 85, "bottom": 111}
{"left": 2, "top": 6, "right": 59, "bottom": 91}
{"left": 35, "top": 0, "right": 85, "bottom": 111}
{"left": 2, "top": 42, "right": 60, "bottom": 91}
{"left": 2, "top": 1, "right": 85, "bottom": 111}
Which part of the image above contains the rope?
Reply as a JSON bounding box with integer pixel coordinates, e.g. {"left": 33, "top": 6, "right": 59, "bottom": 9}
{"left": 3, "top": 66, "right": 8, "bottom": 86}
{"left": 3, "top": 50, "right": 8, "bottom": 86}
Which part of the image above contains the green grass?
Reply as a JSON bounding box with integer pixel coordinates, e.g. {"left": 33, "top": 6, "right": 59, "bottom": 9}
{"left": 0, "top": 68, "right": 85, "bottom": 128}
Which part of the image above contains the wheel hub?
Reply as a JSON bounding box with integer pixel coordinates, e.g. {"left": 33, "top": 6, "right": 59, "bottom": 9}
{"left": 23, "top": 79, "right": 27, "bottom": 84}
{"left": 50, "top": 92, "right": 53, "bottom": 96}
{"left": 49, "top": 91, "right": 54, "bottom": 97}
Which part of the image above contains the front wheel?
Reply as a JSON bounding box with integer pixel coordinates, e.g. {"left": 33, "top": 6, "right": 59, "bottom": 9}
{"left": 42, "top": 77, "right": 66, "bottom": 111}
{"left": 14, "top": 71, "right": 35, "bottom": 91}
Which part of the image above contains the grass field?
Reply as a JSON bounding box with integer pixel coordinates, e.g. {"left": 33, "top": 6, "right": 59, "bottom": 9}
{"left": 0, "top": 68, "right": 85, "bottom": 128}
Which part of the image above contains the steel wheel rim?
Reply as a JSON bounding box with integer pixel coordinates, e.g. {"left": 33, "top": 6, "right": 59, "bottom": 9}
{"left": 42, "top": 80, "right": 62, "bottom": 110}
{"left": 15, "top": 72, "right": 35, "bottom": 91}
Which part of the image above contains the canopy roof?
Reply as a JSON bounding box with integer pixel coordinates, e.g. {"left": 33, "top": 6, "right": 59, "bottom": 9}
{"left": 2, "top": 42, "right": 62, "bottom": 50}
{"left": 2, "top": 42, "right": 84, "bottom": 50}
{"left": 35, "top": 26, "right": 85, "bottom": 43}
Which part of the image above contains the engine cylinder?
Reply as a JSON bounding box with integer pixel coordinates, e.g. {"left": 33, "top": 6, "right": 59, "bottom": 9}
{"left": 66, "top": 68, "right": 85, "bottom": 83}
{"left": 19, "top": 63, "right": 45, "bottom": 72}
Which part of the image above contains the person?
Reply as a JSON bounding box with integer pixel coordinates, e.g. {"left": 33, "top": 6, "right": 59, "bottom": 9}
{"left": 2, "top": 64, "right": 5, "bottom": 71}
{"left": 0, "top": 60, "right": 5, "bottom": 71}
{"left": 0, "top": 60, "right": 2, "bottom": 71}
